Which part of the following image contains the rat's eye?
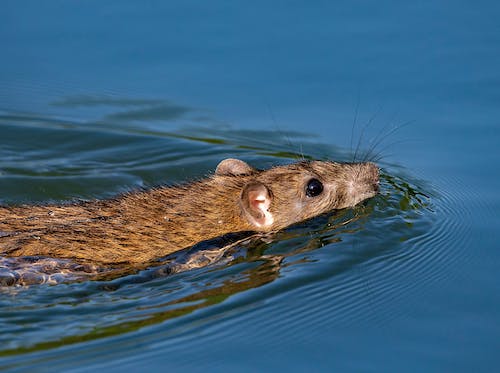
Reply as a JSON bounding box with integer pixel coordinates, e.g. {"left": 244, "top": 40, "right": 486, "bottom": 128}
{"left": 305, "top": 178, "right": 324, "bottom": 197}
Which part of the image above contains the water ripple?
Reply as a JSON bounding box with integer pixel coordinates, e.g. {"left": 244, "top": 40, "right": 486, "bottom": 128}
{"left": 0, "top": 110, "right": 466, "bottom": 369}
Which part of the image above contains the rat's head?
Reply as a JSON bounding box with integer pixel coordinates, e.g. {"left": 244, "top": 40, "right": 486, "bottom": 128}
{"left": 215, "top": 158, "right": 379, "bottom": 231}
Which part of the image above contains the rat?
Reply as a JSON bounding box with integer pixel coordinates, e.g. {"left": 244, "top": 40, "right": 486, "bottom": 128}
{"left": 0, "top": 158, "right": 379, "bottom": 266}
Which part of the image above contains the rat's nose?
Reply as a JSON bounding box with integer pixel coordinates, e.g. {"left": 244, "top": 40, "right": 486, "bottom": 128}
{"left": 362, "top": 162, "right": 379, "bottom": 192}
{"left": 360, "top": 162, "right": 379, "bottom": 180}
{"left": 367, "top": 162, "right": 379, "bottom": 178}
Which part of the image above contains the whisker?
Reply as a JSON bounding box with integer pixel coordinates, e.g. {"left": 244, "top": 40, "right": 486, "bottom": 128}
{"left": 360, "top": 110, "right": 401, "bottom": 161}
{"left": 350, "top": 93, "right": 361, "bottom": 162}
{"left": 362, "top": 120, "right": 415, "bottom": 162}
{"left": 266, "top": 102, "right": 304, "bottom": 162}
{"left": 353, "top": 103, "right": 384, "bottom": 162}
{"left": 366, "top": 138, "right": 415, "bottom": 163}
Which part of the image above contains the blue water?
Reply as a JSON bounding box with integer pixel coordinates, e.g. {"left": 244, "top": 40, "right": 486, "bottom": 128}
{"left": 1, "top": 1, "right": 499, "bottom": 372}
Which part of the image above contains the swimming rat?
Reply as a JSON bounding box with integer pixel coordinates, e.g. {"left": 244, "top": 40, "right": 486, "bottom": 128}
{"left": 0, "top": 158, "right": 379, "bottom": 266}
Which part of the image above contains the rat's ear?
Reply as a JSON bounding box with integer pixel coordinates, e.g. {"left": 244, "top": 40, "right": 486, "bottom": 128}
{"left": 240, "top": 182, "right": 274, "bottom": 228}
{"left": 216, "top": 158, "right": 256, "bottom": 176}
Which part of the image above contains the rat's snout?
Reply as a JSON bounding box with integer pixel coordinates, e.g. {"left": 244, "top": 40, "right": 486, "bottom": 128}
{"left": 345, "top": 162, "right": 380, "bottom": 204}
{"left": 366, "top": 162, "right": 380, "bottom": 192}
{"left": 354, "top": 162, "right": 379, "bottom": 185}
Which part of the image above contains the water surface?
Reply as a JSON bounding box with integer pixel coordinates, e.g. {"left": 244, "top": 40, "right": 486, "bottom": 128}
{"left": 1, "top": 1, "right": 499, "bottom": 372}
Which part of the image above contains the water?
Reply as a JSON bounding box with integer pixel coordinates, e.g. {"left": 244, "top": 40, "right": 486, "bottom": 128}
{"left": 1, "top": 1, "right": 499, "bottom": 371}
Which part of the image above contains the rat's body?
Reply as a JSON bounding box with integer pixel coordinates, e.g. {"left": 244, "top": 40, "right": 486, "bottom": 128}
{"left": 0, "top": 159, "right": 379, "bottom": 266}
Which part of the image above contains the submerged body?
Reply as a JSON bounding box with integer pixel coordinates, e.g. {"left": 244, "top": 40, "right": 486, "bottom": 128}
{"left": 0, "top": 159, "right": 379, "bottom": 266}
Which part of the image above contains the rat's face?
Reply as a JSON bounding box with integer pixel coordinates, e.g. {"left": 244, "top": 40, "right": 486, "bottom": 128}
{"left": 256, "top": 161, "right": 379, "bottom": 230}
{"left": 216, "top": 159, "right": 379, "bottom": 231}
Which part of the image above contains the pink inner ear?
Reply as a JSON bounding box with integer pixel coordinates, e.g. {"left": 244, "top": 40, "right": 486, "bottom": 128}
{"left": 241, "top": 182, "right": 274, "bottom": 228}
{"left": 249, "top": 190, "right": 269, "bottom": 212}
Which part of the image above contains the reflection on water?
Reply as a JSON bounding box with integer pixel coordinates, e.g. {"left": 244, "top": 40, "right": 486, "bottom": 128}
{"left": 0, "top": 249, "right": 282, "bottom": 356}
{"left": 53, "top": 95, "right": 196, "bottom": 122}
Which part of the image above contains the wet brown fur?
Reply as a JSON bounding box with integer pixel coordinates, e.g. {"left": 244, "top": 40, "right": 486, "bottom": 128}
{"left": 0, "top": 160, "right": 378, "bottom": 266}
